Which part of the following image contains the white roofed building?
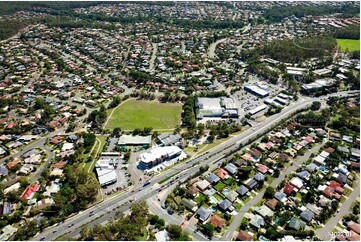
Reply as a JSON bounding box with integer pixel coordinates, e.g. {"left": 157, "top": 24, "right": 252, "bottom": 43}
{"left": 138, "top": 146, "right": 182, "bottom": 169}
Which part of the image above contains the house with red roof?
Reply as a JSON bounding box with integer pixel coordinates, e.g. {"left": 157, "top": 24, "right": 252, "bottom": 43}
{"left": 209, "top": 214, "right": 225, "bottom": 228}
{"left": 21, "top": 184, "right": 40, "bottom": 200}
{"left": 257, "top": 164, "right": 269, "bottom": 174}
{"left": 217, "top": 168, "right": 229, "bottom": 180}
{"left": 5, "top": 121, "right": 16, "bottom": 129}
{"left": 283, "top": 183, "right": 296, "bottom": 196}
{"left": 50, "top": 136, "right": 62, "bottom": 145}
{"left": 348, "top": 221, "right": 360, "bottom": 235}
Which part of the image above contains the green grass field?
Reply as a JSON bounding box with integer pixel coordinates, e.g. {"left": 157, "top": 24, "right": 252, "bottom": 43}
{"left": 105, "top": 99, "right": 182, "bottom": 131}
{"left": 337, "top": 39, "right": 360, "bottom": 52}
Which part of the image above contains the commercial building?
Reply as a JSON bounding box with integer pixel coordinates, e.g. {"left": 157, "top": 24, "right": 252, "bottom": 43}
{"left": 302, "top": 78, "right": 336, "bottom": 92}
{"left": 138, "top": 146, "right": 182, "bottom": 169}
{"left": 157, "top": 133, "right": 182, "bottom": 147}
{"left": 244, "top": 85, "right": 269, "bottom": 98}
{"left": 118, "top": 135, "right": 152, "bottom": 146}
{"left": 249, "top": 104, "right": 268, "bottom": 116}
{"left": 95, "top": 153, "right": 121, "bottom": 187}
{"left": 195, "top": 97, "right": 238, "bottom": 119}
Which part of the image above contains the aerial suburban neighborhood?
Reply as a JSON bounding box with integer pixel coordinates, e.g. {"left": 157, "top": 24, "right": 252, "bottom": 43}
{"left": 0, "top": 1, "right": 359, "bottom": 241}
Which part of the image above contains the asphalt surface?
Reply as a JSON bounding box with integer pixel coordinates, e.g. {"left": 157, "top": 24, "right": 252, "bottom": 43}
{"left": 30, "top": 90, "right": 358, "bottom": 241}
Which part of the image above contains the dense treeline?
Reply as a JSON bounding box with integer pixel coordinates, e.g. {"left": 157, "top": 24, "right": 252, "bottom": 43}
{"left": 242, "top": 36, "right": 337, "bottom": 63}
{"left": 333, "top": 25, "right": 360, "bottom": 40}
{"left": 264, "top": 3, "right": 359, "bottom": 22}
{"left": 0, "top": 19, "right": 30, "bottom": 40}
{"left": 0, "top": 1, "right": 102, "bottom": 16}
{"left": 41, "top": 16, "right": 115, "bottom": 30}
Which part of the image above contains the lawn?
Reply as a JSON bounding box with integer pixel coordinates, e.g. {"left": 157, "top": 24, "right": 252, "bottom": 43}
{"left": 194, "top": 193, "right": 205, "bottom": 204}
{"left": 295, "top": 192, "right": 303, "bottom": 200}
{"left": 214, "top": 182, "right": 226, "bottom": 191}
{"left": 337, "top": 39, "right": 360, "bottom": 52}
{"left": 105, "top": 99, "right": 182, "bottom": 131}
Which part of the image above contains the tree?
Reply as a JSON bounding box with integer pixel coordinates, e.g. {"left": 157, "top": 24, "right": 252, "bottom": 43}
{"left": 264, "top": 186, "right": 276, "bottom": 199}
{"left": 202, "top": 222, "right": 214, "bottom": 237}
{"left": 112, "top": 127, "right": 122, "bottom": 137}
{"left": 166, "top": 224, "right": 182, "bottom": 239}
{"left": 311, "top": 101, "right": 321, "bottom": 111}
{"left": 266, "top": 227, "right": 279, "bottom": 240}
{"left": 240, "top": 217, "right": 249, "bottom": 230}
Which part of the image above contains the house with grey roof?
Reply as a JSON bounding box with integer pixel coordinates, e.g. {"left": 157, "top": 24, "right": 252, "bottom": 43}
{"left": 245, "top": 179, "right": 258, "bottom": 190}
{"left": 275, "top": 192, "right": 287, "bottom": 202}
{"left": 296, "top": 170, "right": 310, "bottom": 180}
{"left": 181, "top": 198, "right": 198, "bottom": 212}
{"left": 337, "top": 146, "right": 349, "bottom": 153}
{"left": 236, "top": 185, "right": 249, "bottom": 197}
{"left": 196, "top": 207, "right": 212, "bottom": 222}
{"left": 288, "top": 217, "right": 306, "bottom": 230}
{"left": 218, "top": 199, "right": 233, "bottom": 212}
{"left": 254, "top": 205, "right": 274, "bottom": 218}
{"left": 351, "top": 148, "right": 360, "bottom": 158}
{"left": 225, "top": 190, "right": 238, "bottom": 203}
{"left": 336, "top": 173, "right": 348, "bottom": 185}
{"left": 0, "top": 165, "right": 8, "bottom": 176}
{"left": 207, "top": 173, "right": 220, "bottom": 184}
{"left": 300, "top": 209, "right": 314, "bottom": 223}
{"left": 157, "top": 133, "right": 182, "bottom": 147}
{"left": 254, "top": 172, "right": 265, "bottom": 181}
{"left": 224, "top": 163, "right": 237, "bottom": 174}
{"left": 305, "top": 163, "right": 318, "bottom": 173}
{"left": 249, "top": 214, "right": 265, "bottom": 228}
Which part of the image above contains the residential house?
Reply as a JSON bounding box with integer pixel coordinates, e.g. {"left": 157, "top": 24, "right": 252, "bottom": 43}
{"left": 207, "top": 173, "right": 220, "bottom": 184}
{"left": 196, "top": 207, "right": 212, "bottom": 222}
{"left": 181, "top": 198, "right": 198, "bottom": 212}
{"left": 275, "top": 192, "right": 287, "bottom": 202}
{"left": 254, "top": 172, "right": 265, "bottom": 181}
{"left": 217, "top": 168, "right": 229, "bottom": 180}
{"left": 265, "top": 198, "right": 278, "bottom": 210}
{"left": 290, "top": 177, "right": 303, "bottom": 189}
{"left": 236, "top": 230, "right": 253, "bottom": 241}
{"left": 209, "top": 215, "right": 225, "bottom": 228}
{"left": 288, "top": 217, "right": 306, "bottom": 230}
{"left": 224, "top": 163, "right": 237, "bottom": 174}
{"left": 0, "top": 165, "right": 8, "bottom": 176}
{"left": 254, "top": 205, "right": 274, "bottom": 218}
{"left": 226, "top": 190, "right": 238, "bottom": 203}
{"left": 257, "top": 164, "right": 269, "bottom": 174}
{"left": 300, "top": 209, "right": 314, "bottom": 223}
{"left": 249, "top": 214, "right": 265, "bottom": 228}
{"left": 21, "top": 183, "right": 40, "bottom": 200}
{"left": 245, "top": 179, "right": 258, "bottom": 190}
{"left": 250, "top": 148, "right": 262, "bottom": 161}
{"left": 305, "top": 163, "right": 318, "bottom": 173}
{"left": 347, "top": 221, "right": 360, "bottom": 235}
{"left": 218, "top": 199, "right": 233, "bottom": 212}
{"left": 283, "top": 184, "right": 296, "bottom": 196}
{"left": 296, "top": 170, "right": 310, "bottom": 180}
{"left": 236, "top": 185, "right": 249, "bottom": 197}
{"left": 196, "top": 180, "right": 210, "bottom": 191}
{"left": 155, "top": 230, "right": 170, "bottom": 241}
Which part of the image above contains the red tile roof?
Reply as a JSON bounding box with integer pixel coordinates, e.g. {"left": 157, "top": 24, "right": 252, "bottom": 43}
{"left": 237, "top": 230, "right": 253, "bottom": 241}
{"left": 21, "top": 184, "right": 40, "bottom": 200}
{"left": 258, "top": 164, "right": 269, "bottom": 174}
{"left": 324, "top": 147, "right": 335, "bottom": 153}
{"left": 217, "top": 168, "right": 228, "bottom": 180}
{"left": 5, "top": 121, "right": 16, "bottom": 129}
{"left": 265, "top": 198, "right": 278, "bottom": 210}
{"left": 346, "top": 230, "right": 360, "bottom": 241}
{"left": 283, "top": 184, "right": 295, "bottom": 196}
{"left": 209, "top": 214, "right": 225, "bottom": 228}
{"left": 348, "top": 221, "right": 360, "bottom": 235}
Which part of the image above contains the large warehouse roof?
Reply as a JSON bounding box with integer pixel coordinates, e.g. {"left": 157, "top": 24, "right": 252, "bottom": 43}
{"left": 139, "top": 146, "right": 182, "bottom": 164}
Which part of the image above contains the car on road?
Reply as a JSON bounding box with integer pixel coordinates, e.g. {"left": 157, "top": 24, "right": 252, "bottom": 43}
{"left": 89, "top": 211, "right": 95, "bottom": 216}
{"left": 131, "top": 189, "right": 135, "bottom": 193}
{"left": 40, "top": 237, "right": 46, "bottom": 241}
{"left": 53, "top": 230, "right": 57, "bottom": 233}
{"left": 68, "top": 223, "right": 74, "bottom": 228}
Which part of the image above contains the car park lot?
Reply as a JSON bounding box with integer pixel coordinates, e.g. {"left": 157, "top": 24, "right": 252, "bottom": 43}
{"left": 102, "top": 168, "right": 129, "bottom": 195}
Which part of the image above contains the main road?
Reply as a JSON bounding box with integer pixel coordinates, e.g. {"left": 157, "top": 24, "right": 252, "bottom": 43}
{"left": 31, "top": 91, "right": 358, "bottom": 241}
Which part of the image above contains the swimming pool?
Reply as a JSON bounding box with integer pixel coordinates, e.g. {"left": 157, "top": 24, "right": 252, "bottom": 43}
{"left": 209, "top": 196, "right": 219, "bottom": 204}
{"left": 206, "top": 188, "right": 216, "bottom": 196}
{"left": 319, "top": 165, "right": 329, "bottom": 173}
{"left": 274, "top": 217, "right": 280, "bottom": 224}
{"left": 222, "top": 188, "right": 230, "bottom": 195}
{"left": 210, "top": 206, "right": 217, "bottom": 212}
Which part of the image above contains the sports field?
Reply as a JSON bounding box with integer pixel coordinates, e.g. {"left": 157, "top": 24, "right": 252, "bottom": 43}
{"left": 337, "top": 39, "right": 360, "bottom": 52}
{"left": 105, "top": 99, "right": 182, "bottom": 131}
